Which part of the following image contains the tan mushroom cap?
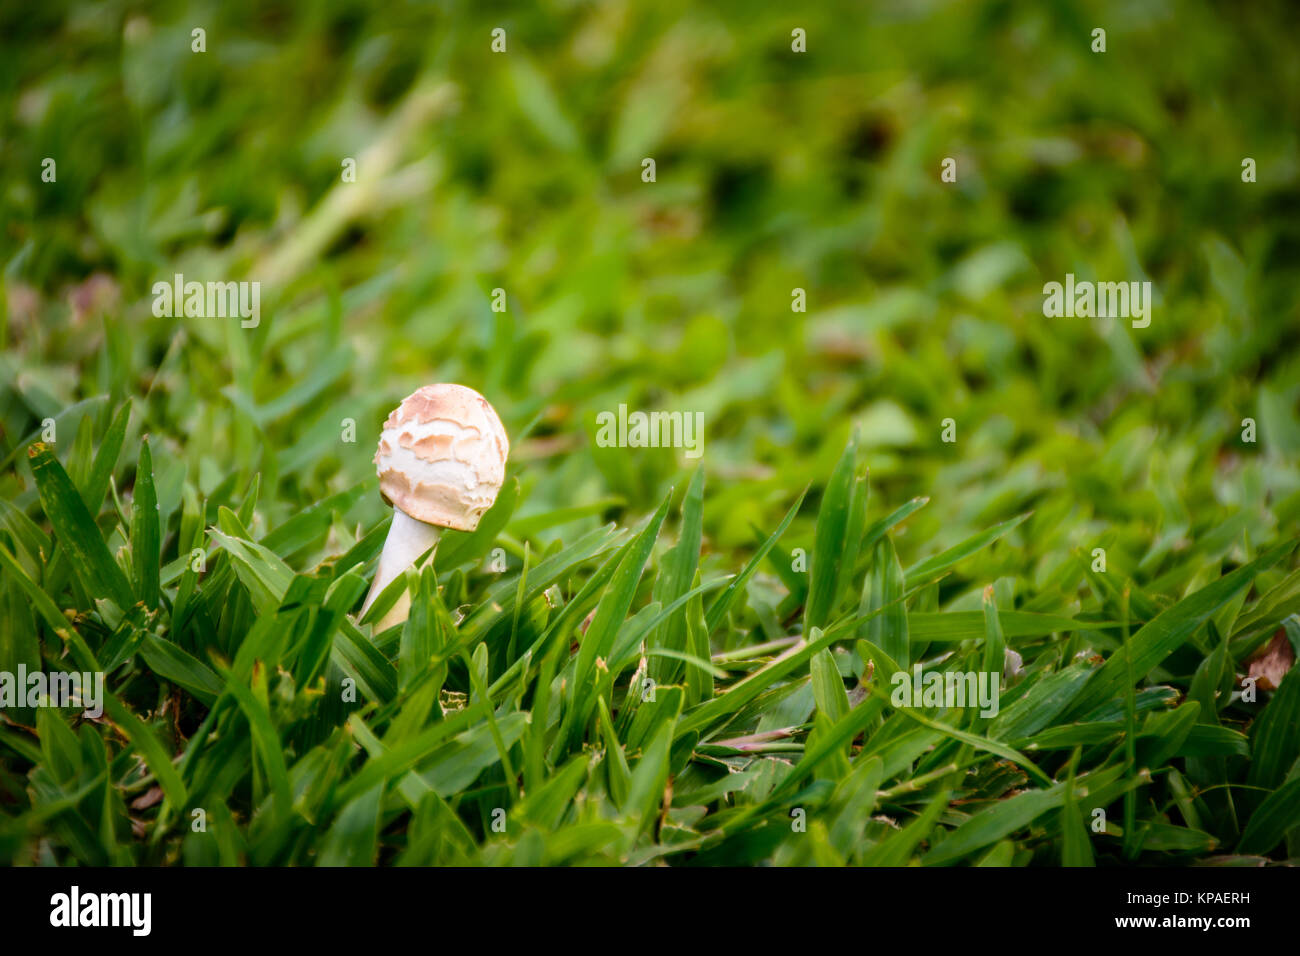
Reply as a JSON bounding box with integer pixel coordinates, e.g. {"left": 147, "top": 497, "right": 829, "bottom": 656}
{"left": 374, "top": 384, "right": 509, "bottom": 532}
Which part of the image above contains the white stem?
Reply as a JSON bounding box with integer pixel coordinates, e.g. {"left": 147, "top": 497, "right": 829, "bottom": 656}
{"left": 359, "top": 509, "right": 441, "bottom": 630}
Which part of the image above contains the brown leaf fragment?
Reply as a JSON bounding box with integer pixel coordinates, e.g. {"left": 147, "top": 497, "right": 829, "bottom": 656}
{"left": 131, "top": 786, "right": 164, "bottom": 810}
{"left": 1246, "top": 628, "right": 1296, "bottom": 692}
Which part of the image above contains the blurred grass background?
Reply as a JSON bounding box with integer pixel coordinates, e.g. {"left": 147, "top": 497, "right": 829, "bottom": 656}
{"left": 4, "top": 0, "right": 1299, "bottom": 577}
{"left": 4, "top": 0, "right": 1299, "bottom": 564}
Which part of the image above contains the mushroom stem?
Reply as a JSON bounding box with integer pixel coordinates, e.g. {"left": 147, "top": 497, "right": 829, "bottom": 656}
{"left": 359, "top": 508, "right": 441, "bottom": 629}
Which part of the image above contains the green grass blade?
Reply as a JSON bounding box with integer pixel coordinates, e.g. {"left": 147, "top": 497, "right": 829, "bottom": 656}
{"left": 705, "top": 486, "right": 805, "bottom": 633}
{"left": 806, "top": 439, "right": 859, "bottom": 631}
{"left": 1064, "top": 540, "right": 1296, "bottom": 720}
{"left": 903, "top": 513, "right": 1029, "bottom": 590}
{"left": 130, "top": 438, "right": 161, "bottom": 608}
{"left": 29, "top": 444, "right": 134, "bottom": 610}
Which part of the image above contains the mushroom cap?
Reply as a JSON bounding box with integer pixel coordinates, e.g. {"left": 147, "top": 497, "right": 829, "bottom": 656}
{"left": 374, "top": 384, "right": 510, "bottom": 532}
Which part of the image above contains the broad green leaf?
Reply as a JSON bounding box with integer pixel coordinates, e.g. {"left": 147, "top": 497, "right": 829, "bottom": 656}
{"left": 517, "top": 753, "right": 593, "bottom": 832}
{"left": 139, "top": 634, "right": 222, "bottom": 704}
{"left": 419, "top": 713, "right": 528, "bottom": 797}
{"left": 992, "top": 659, "right": 1097, "bottom": 741}
{"left": 29, "top": 444, "right": 134, "bottom": 610}
{"left": 1137, "top": 702, "right": 1201, "bottom": 769}
{"left": 1139, "top": 823, "right": 1218, "bottom": 853}
{"left": 317, "top": 783, "right": 382, "bottom": 866}
{"left": 1237, "top": 777, "right": 1300, "bottom": 855}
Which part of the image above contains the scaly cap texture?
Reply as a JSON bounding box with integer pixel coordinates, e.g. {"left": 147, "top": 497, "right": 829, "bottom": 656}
{"left": 374, "top": 384, "right": 509, "bottom": 531}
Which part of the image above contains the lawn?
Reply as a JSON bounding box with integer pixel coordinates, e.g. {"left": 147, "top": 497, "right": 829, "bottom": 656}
{"left": 2, "top": 0, "right": 1299, "bottom": 866}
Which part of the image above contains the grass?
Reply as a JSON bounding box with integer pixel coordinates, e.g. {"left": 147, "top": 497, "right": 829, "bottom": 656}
{"left": 2, "top": 0, "right": 1300, "bottom": 866}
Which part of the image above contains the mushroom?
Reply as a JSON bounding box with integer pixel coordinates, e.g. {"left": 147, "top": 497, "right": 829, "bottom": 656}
{"left": 359, "top": 383, "right": 509, "bottom": 630}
